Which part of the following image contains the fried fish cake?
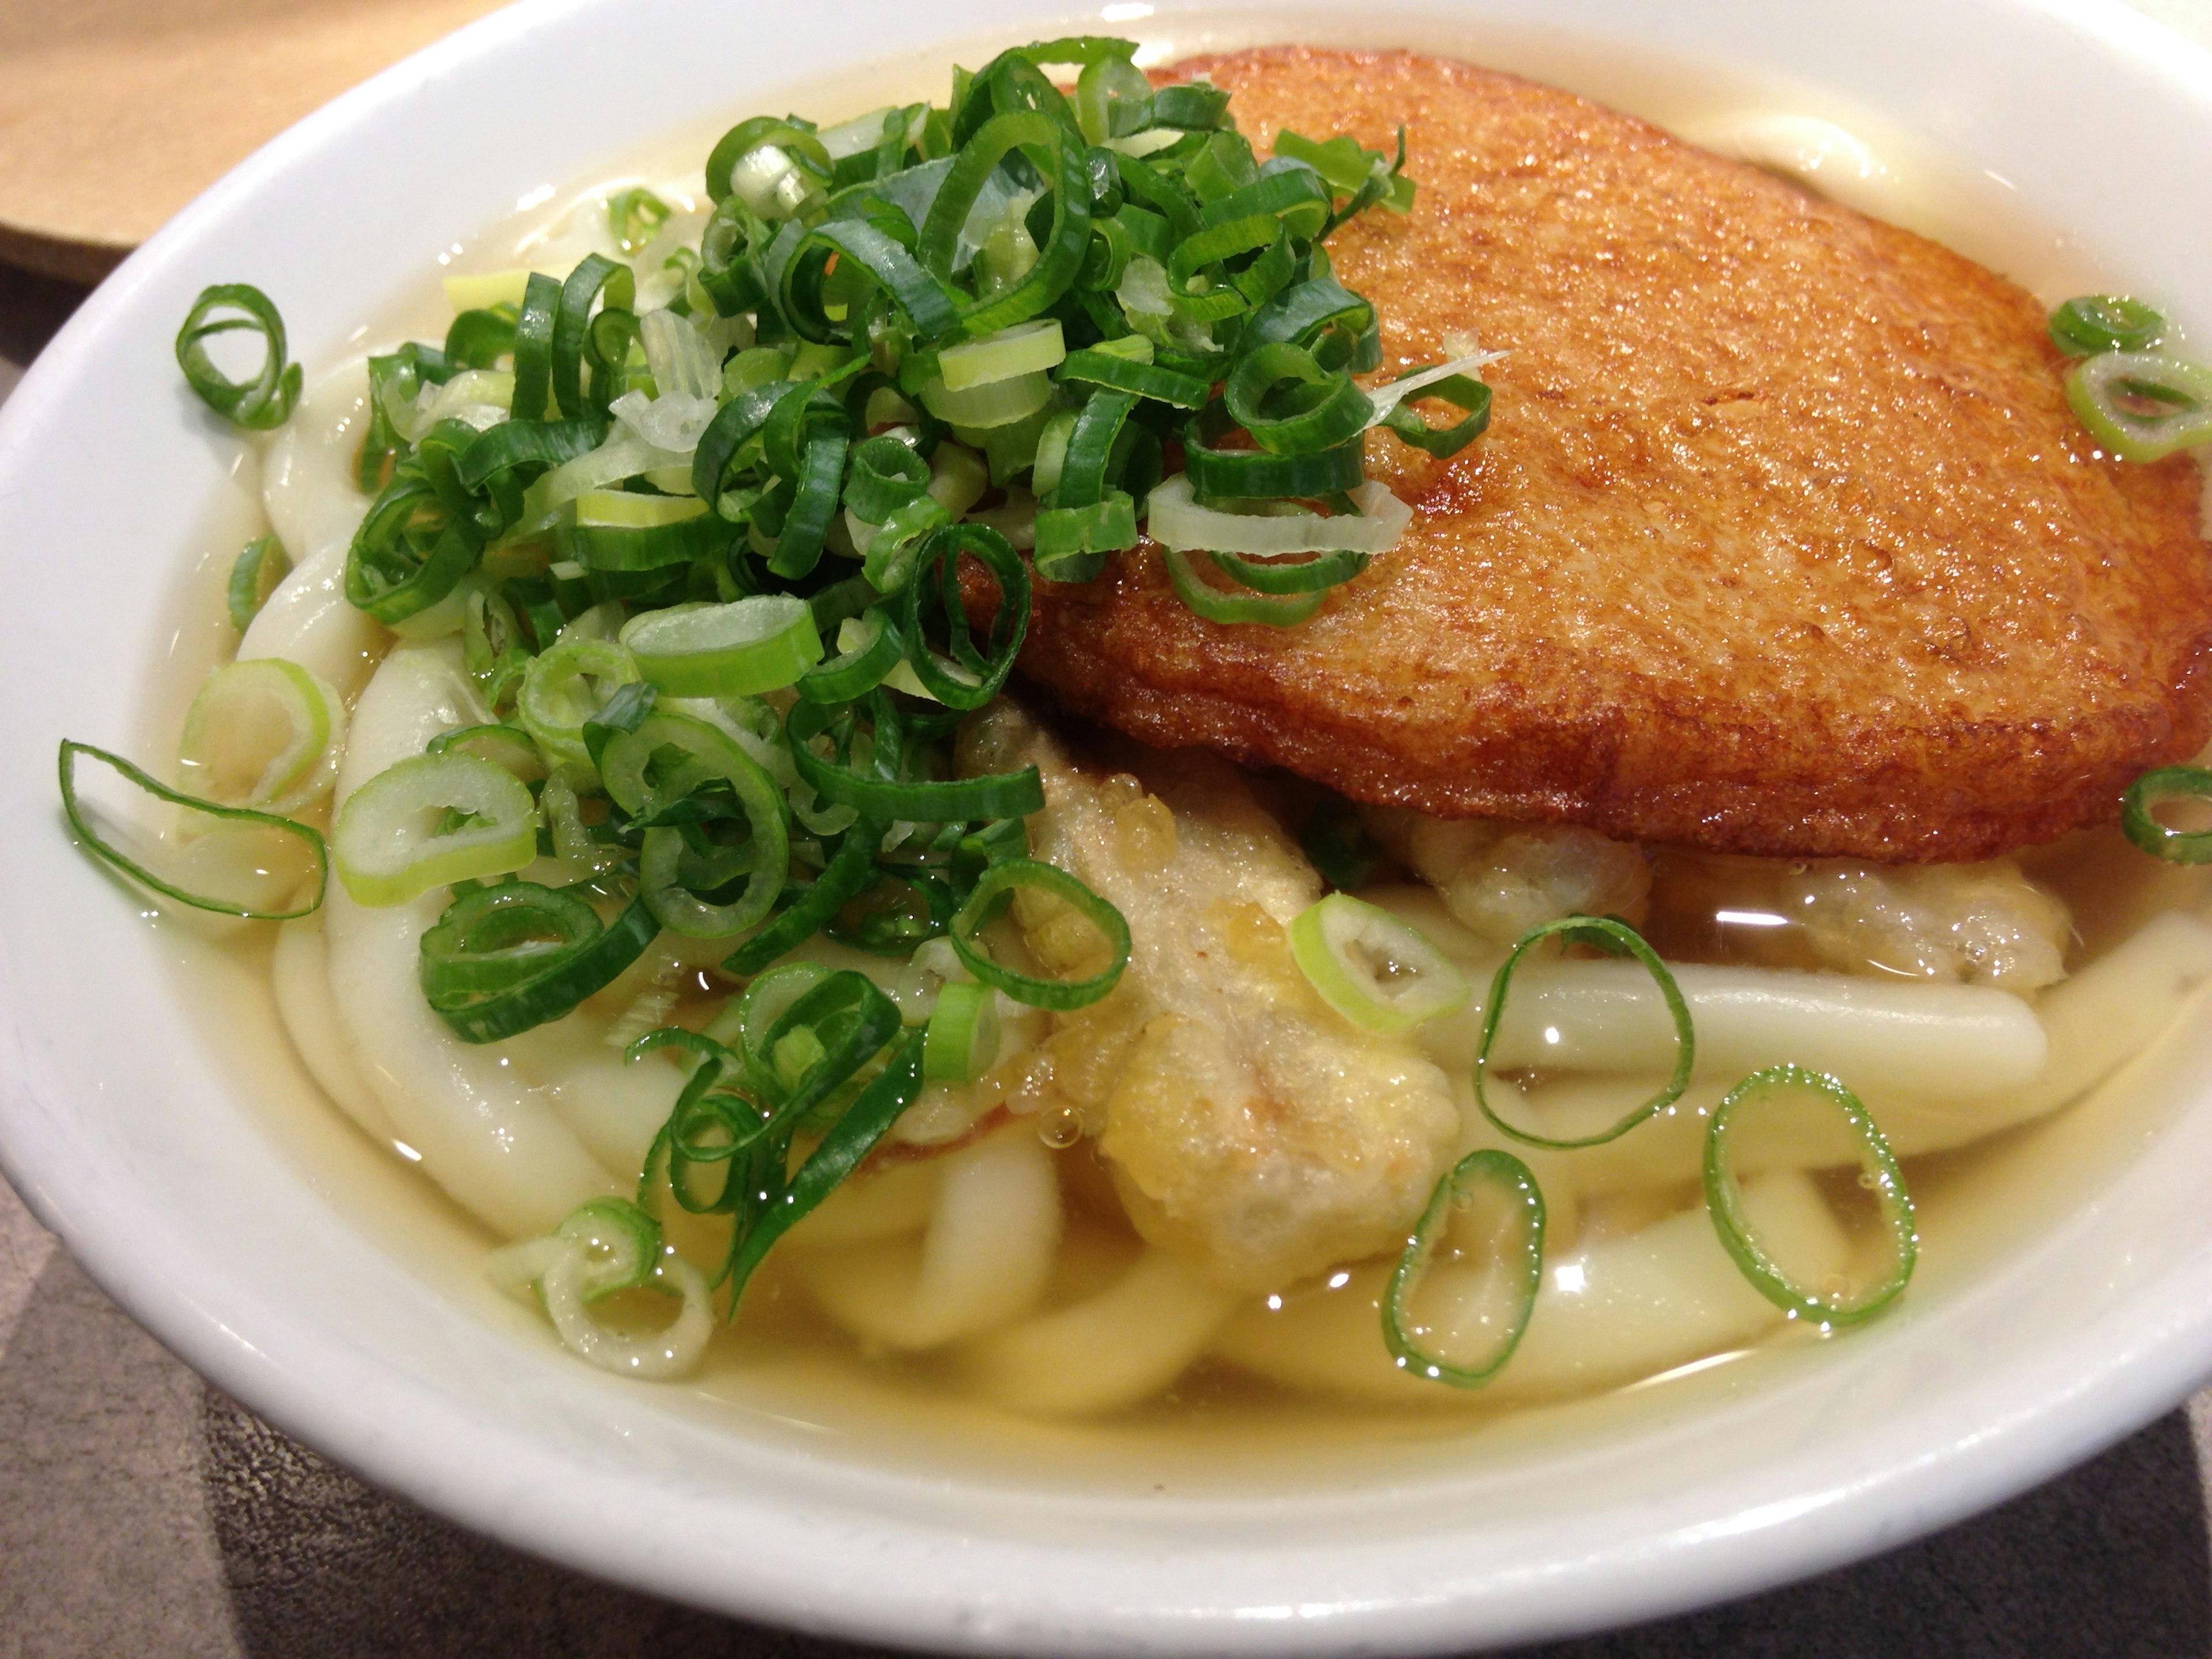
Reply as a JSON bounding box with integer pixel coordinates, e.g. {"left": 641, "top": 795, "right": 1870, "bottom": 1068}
{"left": 1010, "top": 47, "right": 2212, "bottom": 862}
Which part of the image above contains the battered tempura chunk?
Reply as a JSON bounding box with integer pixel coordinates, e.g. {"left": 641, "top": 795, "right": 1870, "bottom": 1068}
{"left": 960, "top": 704, "right": 1461, "bottom": 1290}
{"left": 1009, "top": 47, "right": 2212, "bottom": 863}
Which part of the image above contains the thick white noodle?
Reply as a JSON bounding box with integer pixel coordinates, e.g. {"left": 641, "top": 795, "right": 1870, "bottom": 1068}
{"left": 271, "top": 911, "right": 399, "bottom": 1143}
{"left": 244, "top": 361, "right": 385, "bottom": 699}
{"left": 1209, "top": 1171, "right": 1843, "bottom": 1405}
{"left": 1479, "top": 908, "right": 2212, "bottom": 1194}
{"left": 956, "top": 1248, "right": 1236, "bottom": 1417}
{"left": 322, "top": 639, "right": 617, "bottom": 1238}
{"left": 796, "top": 1128, "right": 1060, "bottom": 1349}
{"left": 1419, "top": 958, "right": 2048, "bottom": 1103}
{"left": 784, "top": 1161, "right": 944, "bottom": 1248}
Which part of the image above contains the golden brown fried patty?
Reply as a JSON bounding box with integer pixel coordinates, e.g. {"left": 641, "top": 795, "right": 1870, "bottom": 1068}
{"left": 1010, "top": 47, "right": 2212, "bottom": 862}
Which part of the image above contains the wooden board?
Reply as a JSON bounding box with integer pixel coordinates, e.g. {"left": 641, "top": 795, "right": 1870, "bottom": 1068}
{"left": 0, "top": 0, "right": 513, "bottom": 283}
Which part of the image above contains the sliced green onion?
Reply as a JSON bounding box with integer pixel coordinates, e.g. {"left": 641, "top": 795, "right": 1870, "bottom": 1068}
{"left": 517, "top": 639, "right": 642, "bottom": 772}
{"left": 2064, "top": 351, "right": 2212, "bottom": 461}
{"left": 426, "top": 723, "right": 547, "bottom": 782}
{"left": 331, "top": 752, "right": 539, "bottom": 906}
{"left": 919, "top": 368, "right": 1055, "bottom": 427}
{"left": 721, "top": 1029, "right": 926, "bottom": 1305}
{"left": 565, "top": 491, "right": 729, "bottom": 572}
{"left": 619, "top": 595, "right": 823, "bottom": 696}
{"left": 722, "top": 822, "right": 881, "bottom": 976}
{"left": 421, "top": 882, "right": 660, "bottom": 1042}
{"left": 1384, "top": 1149, "right": 1543, "bottom": 1388}
{"left": 799, "top": 608, "right": 906, "bottom": 703}
{"left": 923, "top": 979, "right": 1001, "bottom": 1083}
{"left": 1705, "top": 1064, "right": 1916, "bottom": 1325}
{"left": 444, "top": 304, "right": 518, "bottom": 370}
{"left": 1180, "top": 419, "right": 1365, "bottom": 501}
{"left": 786, "top": 698, "right": 1044, "bottom": 821}
{"left": 487, "top": 1195, "right": 712, "bottom": 1379}
{"left": 1224, "top": 342, "right": 1373, "bottom": 454}
{"left": 608, "top": 187, "right": 674, "bottom": 255}
{"left": 756, "top": 969, "right": 903, "bottom": 1122}
{"left": 58, "top": 739, "right": 327, "bottom": 920}
{"left": 1162, "top": 546, "right": 1325, "bottom": 626}
{"left": 949, "top": 858, "right": 1130, "bottom": 1010}
{"left": 1209, "top": 547, "right": 1368, "bottom": 594}
{"left": 2122, "top": 765, "right": 2212, "bottom": 862}
{"left": 900, "top": 523, "right": 1030, "bottom": 709}
{"left": 1289, "top": 892, "right": 1469, "bottom": 1032}
{"left": 940, "top": 319, "right": 1066, "bottom": 390}
{"left": 551, "top": 253, "right": 636, "bottom": 418}
{"left": 1274, "top": 127, "right": 1416, "bottom": 215}
{"left": 227, "top": 535, "right": 292, "bottom": 631}
{"left": 843, "top": 435, "right": 931, "bottom": 524}
{"left": 175, "top": 283, "right": 301, "bottom": 430}
{"left": 1374, "top": 369, "right": 1492, "bottom": 459}
{"left": 512, "top": 272, "right": 561, "bottom": 418}
{"left": 177, "top": 658, "right": 344, "bottom": 814}
{"left": 1147, "top": 474, "right": 1410, "bottom": 557}
{"left": 2049, "top": 294, "right": 2164, "bottom": 356}
{"left": 599, "top": 710, "right": 790, "bottom": 935}
{"left": 344, "top": 471, "right": 482, "bottom": 625}
{"left": 1034, "top": 494, "right": 1137, "bottom": 582}
{"left": 1056, "top": 349, "right": 1211, "bottom": 408}
{"left": 1474, "top": 915, "right": 1695, "bottom": 1150}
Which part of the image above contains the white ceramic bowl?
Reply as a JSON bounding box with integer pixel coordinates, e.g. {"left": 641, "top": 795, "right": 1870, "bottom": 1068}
{"left": 7, "top": 0, "right": 2212, "bottom": 1650}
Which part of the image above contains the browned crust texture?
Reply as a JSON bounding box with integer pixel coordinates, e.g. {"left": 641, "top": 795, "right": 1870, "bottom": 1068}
{"left": 1009, "top": 46, "right": 2212, "bottom": 861}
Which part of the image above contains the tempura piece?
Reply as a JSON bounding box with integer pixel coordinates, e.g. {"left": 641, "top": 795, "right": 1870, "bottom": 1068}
{"left": 960, "top": 704, "right": 1461, "bottom": 1290}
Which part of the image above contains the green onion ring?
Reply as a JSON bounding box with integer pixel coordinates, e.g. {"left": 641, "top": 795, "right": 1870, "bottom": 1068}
{"left": 511, "top": 272, "right": 562, "bottom": 419}
{"left": 58, "top": 740, "right": 327, "bottom": 921}
{"left": 1181, "top": 404, "right": 1365, "bottom": 500}
{"left": 2064, "top": 350, "right": 2212, "bottom": 462}
{"left": 1209, "top": 547, "right": 1368, "bottom": 594}
{"left": 844, "top": 435, "right": 932, "bottom": 524}
{"left": 755, "top": 969, "right": 903, "bottom": 1123}
{"left": 1383, "top": 1149, "right": 1545, "bottom": 1388}
{"left": 721, "top": 1029, "right": 925, "bottom": 1306}
{"left": 1378, "top": 369, "right": 1491, "bottom": 459}
{"left": 1474, "top": 914, "right": 1696, "bottom": 1150}
{"left": 948, "top": 858, "right": 1130, "bottom": 1010}
{"left": 899, "top": 522, "right": 1030, "bottom": 709}
{"left": 1056, "top": 350, "right": 1211, "bottom": 408}
{"left": 797, "top": 606, "right": 907, "bottom": 703}
{"left": 2049, "top": 294, "right": 2164, "bottom": 356}
{"left": 226, "top": 534, "right": 292, "bottom": 631}
{"left": 551, "top": 254, "right": 637, "bottom": 419}
{"left": 419, "top": 880, "right": 602, "bottom": 999}
{"left": 923, "top": 979, "right": 1001, "bottom": 1084}
{"left": 785, "top": 699, "right": 1044, "bottom": 821}
{"left": 421, "top": 884, "right": 660, "bottom": 1043}
{"left": 599, "top": 709, "right": 790, "bottom": 935}
{"left": 1034, "top": 494, "right": 1137, "bottom": 583}
{"left": 1224, "top": 342, "right": 1373, "bottom": 455}
{"left": 1704, "top": 1064, "right": 1917, "bottom": 1325}
{"left": 722, "top": 823, "right": 883, "bottom": 976}
{"left": 2122, "top": 765, "right": 2212, "bottom": 862}
{"left": 174, "top": 283, "right": 301, "bottom": 430}
{"left": 1162, "top": 547, "right": 1326, "bottom": 626}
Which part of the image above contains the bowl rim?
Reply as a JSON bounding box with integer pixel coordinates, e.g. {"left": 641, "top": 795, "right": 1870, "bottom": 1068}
{"left": 7, "top": 0, "right": 2212, "bottom": 1651}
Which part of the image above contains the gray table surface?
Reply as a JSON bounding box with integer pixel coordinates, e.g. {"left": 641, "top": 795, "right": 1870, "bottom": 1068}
{"left": 9, "top": 172, "right": 2212, "bottom": 1656}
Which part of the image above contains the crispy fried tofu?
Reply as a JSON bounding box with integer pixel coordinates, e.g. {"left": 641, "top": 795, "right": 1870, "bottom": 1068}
{"left": 1009, "top": 47, "right": 2212, "bottom": 861}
